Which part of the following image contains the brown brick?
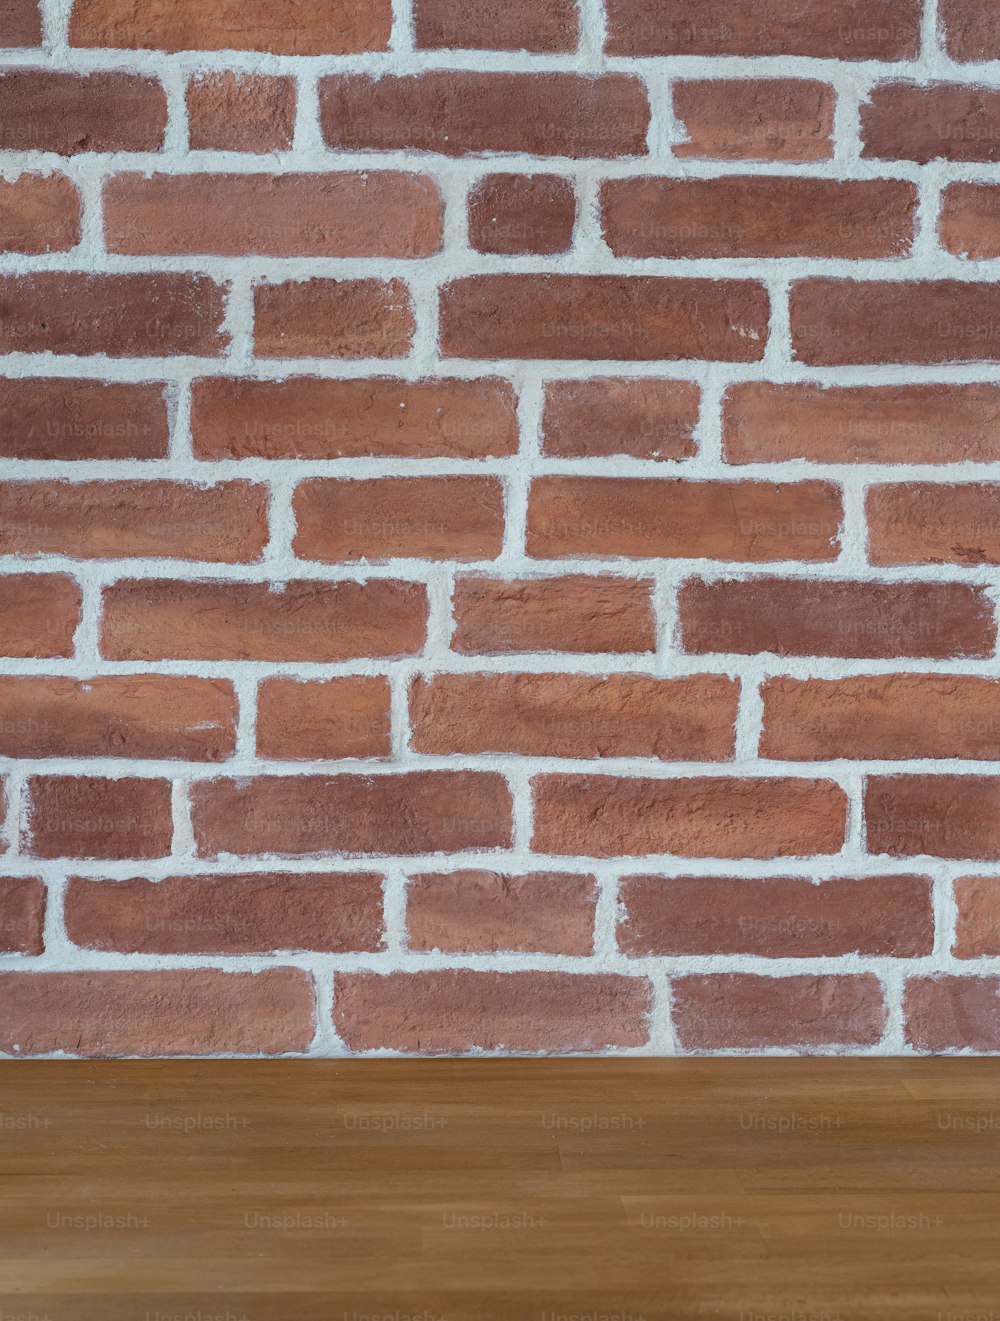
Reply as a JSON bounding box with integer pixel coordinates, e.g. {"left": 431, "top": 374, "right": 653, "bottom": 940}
{"left": 24, "top": 775, "right": 173, "bottom": 860}
{"left": 191, "top": 377, "right": 518, "bottom": 461}
{"left": 293, "top": 477, "right": 505, "bottom": 563}
{"left": 254, "top": 279, "right": 414, "bottom": 360}
{"left": 187, "top": 73, "right": 296, "bottom": 152}
{"left": 619, "top": 874, "right": 933, "bottom": 957}
{"left": 0, "top": 481, "right": 268, "bottom": 562}
{"left": 0, "top": 174, "right": 81, "bottom": 254}
{"left": 792, "top": 280, "right": 1000, "bottom": 366}
{"left": 0, "top": 574, "right": 80, "bottom": 659}
{"left": 0, "top": 71, "right": 166, "bottom": 153}
{"left": 334, "top": 970, "right": 651, "bottom": 1052}
{"left": 65, "top": 873, "right": 384, "bottom": 954}
{"left": 409, "top": 672, "right": 739, "bottom": 759}
{"left": 862, "top": 84, "right": 1000, "bottom": 163}
{"left": 320, "top": 73, "right": 649, "bottom": 158}
{"left": 603, "top": 177, "right": 913, "bottom": 259}
{"left": 542, "top": 379, "right": 699, "bottom": 461}
{"left": 941, "top": 0, "right": 1000, "bottom": 60}
{"left": 866, "top": 775, "right": 1000, "bottom": 860}
{"left": 905, "top": 976, "right": 1000, "bottom": 1051}
{"left": 105, "top": 173, "right": 441, "bottom": 258}
{"left": 723, "top": 382, "right": 1000, "bottom": 465}
{"left": 672, "top": 974, "right": 886, "bottom": 1050}
{"left": 452, "top": 575, "right": 655, "bottom": 654}
{"left": 257, "top": 677, "right": 391, "bottom": 760}
{"left": 605, "top": 0, "right": 919, "bottom": 57}
{"left": 672, "top": 79, "right": 835, "bottom": 161}
{"left": 0, "top": 379, "right": 168, "bottom": 461}
{"left": 0, "top": 676, "right": 236, "bottom": 761}
{"left": 954, "top": 877, "right": 1000, "bottom": 958}
{"left": 191, "top": 772, "right": 513, "bottom": 858}
{"left": 0, "top": 969, "right": 314, "bottom": 1056}
{"left": 527, "top": 476, "right": 841, "bottom": 560}
{"left": 868, "top": 483, "right": 1000, "bottom": 566}
{"left": 762, "top": 675, "right": 1000, "bottom": 762}
{"left": 532, "top": 775, "right": 847, "bottom": 858}
{"left": 70, "top": 0, "right": 391, "bottom": 53}
{"left": 406, "top": 871, "right": 597, "bottom": 955}
{"left": 102, "top": 579, "right": 427, "bottom": 663}
{"left": 441, "top": 276, "right": 768, "bottom": 361}
{"left": 0, "top": 274, "right": 228, "bottom": 357}
{"left": 414, "top": 0, "right": 577, "bottom": 50}
{"left": 941, "top": 183, "right": 1000, "bottom": 260}
{"left": 0, "top": 877, "right": 45, "bottom": 955}
{"left": 1, "top": 0, "right": 41, "bottom": 44}
{"left": 467, "top": 175, "right": 576, "bottom": 255}
{"left": 680, "top": 579, "right": 995, "bottom": 660}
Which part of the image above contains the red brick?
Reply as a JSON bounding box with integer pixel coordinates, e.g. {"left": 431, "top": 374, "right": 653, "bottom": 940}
{"left": 532, "top": 775, "right": 847, "bottom": 858}
{"left": 0, "top": 969, "right": 314, "bottom": 1056}
{"left": 0, "top": 574, "right": 80, "bottom": 658}
{"left": 440, "top": 276, "right": 768, "bottom": 361}
{"left": 905, "top": 976, "right": 1000, "bottom": 1052}
{"left": 102, "top": 579, "right": 427, "bottom": 663}
{"left": 762, "top": 675, "right": 1000, "bottom": 762}
{"left": 673, "top": 79, "right": 835, "bottom": 161}
{"left": 542, "top": 379, "right": 699, "bottom": 461}
{"left": 406, "top": 871, "right": 597, "bottom": 955}
{"left": 672, "top": 974, "right": 886, "bottom": 1050}
{"left": 0, "top": 274, "right": 228, "bottom": 357}
{"left": 467, "top": 175, "right": 576, "bottom": 255}
{"left": 0, "top": 481, "right": 267, "bottom": 562}
{"left": 24, "top": 775, "right": 173, "bottom": 860}
{"left": 954, "top": 878, "right": 1000, "bottom": 958}
{"left": 868, "top": 483, "right": 1000, "bottom": 566}
{"left": 409, "top": 672, "right": 738, "bottom": 759}
{"left": 293, "top": 477, "right": 504, "bottom": 564}
{"left": 941, "top": 0, "right": 1000, "bottom": 60}
{"left": 680, "top": 579, "right": 995, "bottom": 660}
{"left": 191, "top": 772, "right": 513, "bottom": 858}
{"left": 527, "top": 476, "right": 840, "bottom": 560}
{"left": 0, "top": 174, "right": 80, "bottom": 254}
{"left": 452, "top": 575, "right": 655, "bottom": 654}
{"left": 334, "top": 970, "right": 651, "bottom": 1052}
{"left": 723, "top": 382, "right": 1000, "bottom": 465}
{"left": 0, "top": 379, "right": 168, "bottom": 461}
{"left": 65, "top": 873, "right": 384, "bottom": 954}
{"left": 866, "top": 775, "right": 1000, "bottom": 860}
{"left": 105, "top": 173, "right": 442, "bottom": 258}
{"left": 793, "top": 279, "right": 1000, "bottom": 366}
{"left": 941, "top": 183, "right": 1000, "bottom": 260}
{"left": 320, "top": 73, "right": 649, "bottom": 158}
{"left": 0, "top": 71, "right": 166, "bottom": 153}
{"left": 191, "top": 377, "right": 517, "bottom": 461}
{"left": 70, "top": 0, "right": 391, "bottom": 53}
{"left": 257, "top": 677, "right": 391, "bottom": 760}
{"left": 414, "top": 0, "right": 577, "bottom": 50}
{"left": 0, "top": 676, "right": 236, "bottom": 761}
{"left": 862, "top": 84, "right": 1000, "bottom": 163}
{"left": 619, "top": 874, "right": 933, "bottom": 958}
{"left": 1, "top": 0, "right": 41, "bottom": 44}
{"left": 603, "top": 177, "right": 913, "bottom": 259}
{"left": 0, "top": 877, "right": 45, "bottom": 955}
{"left": 605, "top": 0, "right": 919, "bottom": 57}
{"left": 187, "top": 73, "right": 296, "bottom": 152}
{"left": 254, "top": 279, "right": 414, "bottom": 360}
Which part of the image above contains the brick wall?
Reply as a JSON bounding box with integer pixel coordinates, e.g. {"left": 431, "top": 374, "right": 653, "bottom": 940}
{"left": 1, "top": 0, "right": 999, "bottom": 1056}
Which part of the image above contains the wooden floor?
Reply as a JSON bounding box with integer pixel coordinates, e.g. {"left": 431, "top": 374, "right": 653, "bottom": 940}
{"left": 1, "top": 1060, "right": 998, "bottom": 1318}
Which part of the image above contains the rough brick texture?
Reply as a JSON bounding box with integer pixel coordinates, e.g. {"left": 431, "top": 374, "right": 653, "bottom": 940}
{"left": 0, "top": 0, "right": 996, "bottom": 1059}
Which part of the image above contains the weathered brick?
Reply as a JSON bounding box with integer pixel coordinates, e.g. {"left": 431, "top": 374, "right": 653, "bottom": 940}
{"left": 0, "top": 174, "right": 81, "bottom": 254}
{"left": 867, "top": 483, "right": 1000, "bottom": 566}
{"left": 905, "top": 976, "right": 1000, "bottom": 1052}
{"left": 0, "top": 71, "right": 166, "bottom": 153}
{"left": 0, "top": 0, "right": 41, "bottom": 45}
{"left": 954, "top": 877, "right": 1000, "bottom": 958}
{"left": 467, "top": 174, "right": 576, "bottom": 255}
{"left": 542, "top": 379, "right": 699, "bottom": 461}
{"left": 941, "top": 0, "right": 1000, "bottom": 61}
{"left": 862, "top": 84, "right": 1000, "bottom": 163}
{"left": 0, "top": 877, "right": 45, "bottom": 955}
{"left": 672, "top": 79, "right": 835, "bottom": 160}
{"left": 254, "top": 279, "right": 414, "bottom": 360}
{"left": 0, "top": 379, "right": 168, "bottom": 461}
{"left": 24, "top": 775, "right": 173, "bottom": 860}
{"left": 187, "top": 73, "right": 296, "bottom": 152}
{"left": 406, "top": 871, "right": 597, "bottom": 954}
{"left": 257, "top": 678, "right": 391, "bottom": 760}
{"left": 941, "top": 183, "right": 1000, "bottom": 260}
{"left": 0, "top": 574, "right": 80, "bottom": 659}
{"left": 866, "top": 775, "right": 1000, "bottom": 860}
{"left": 414, "top": 0, "right": 578, "bottom": 50}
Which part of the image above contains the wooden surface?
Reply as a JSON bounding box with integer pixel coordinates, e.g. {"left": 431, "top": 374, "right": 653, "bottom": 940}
{"left": 1, "top": 1059, "right": 998, "bottom": 1318}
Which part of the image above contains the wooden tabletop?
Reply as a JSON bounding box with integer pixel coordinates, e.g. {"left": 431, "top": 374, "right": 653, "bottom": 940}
{"left": 1, "top": 1058, "right": 997, "bottom": 1318}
